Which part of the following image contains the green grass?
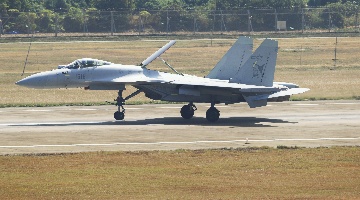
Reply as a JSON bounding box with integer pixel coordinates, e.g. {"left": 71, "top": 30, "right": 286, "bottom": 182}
{"left": 1, "top": 147, "right": 360, "bottom": 199}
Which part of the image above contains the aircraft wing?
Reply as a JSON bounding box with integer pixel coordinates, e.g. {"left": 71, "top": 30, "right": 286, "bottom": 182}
{"left": 90, "top": 72, "right": 283, "bottom": 94}
{"left": 167, "top": 75, "right": 282, "bottom": 93}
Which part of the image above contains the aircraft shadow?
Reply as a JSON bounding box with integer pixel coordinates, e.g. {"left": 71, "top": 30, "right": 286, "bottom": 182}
{"left": 10, "top": 117, "right": 296, "bottom": 128}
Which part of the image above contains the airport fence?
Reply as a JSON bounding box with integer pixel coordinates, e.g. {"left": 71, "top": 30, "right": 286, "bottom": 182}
{"left": 0, "top": 7, "right": 359, "bottom": 37}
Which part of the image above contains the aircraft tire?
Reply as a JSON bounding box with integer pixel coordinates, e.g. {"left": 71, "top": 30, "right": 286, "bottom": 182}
{"left": 114, "top": 111, "right": 125, "bottom": 120}
{"left": 180, "top": 105, "right": 194, "bottom": 119}
{"left": 206, "top": 107, "right": 220, "bottom": 122}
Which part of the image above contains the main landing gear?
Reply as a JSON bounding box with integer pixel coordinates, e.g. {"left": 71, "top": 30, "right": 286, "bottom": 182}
{"left": 180, "top": 102, "right": 220, "bottom": 122}
{"left": 114, "top": 89, "right": 142, "bottom": 120}
{"left": 206, "top": 103, "right": 220, "bottom": 122}
{"left": 180, "top": 103, "right": 197, "bottom": 119}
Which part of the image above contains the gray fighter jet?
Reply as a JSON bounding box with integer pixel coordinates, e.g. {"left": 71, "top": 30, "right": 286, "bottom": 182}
{"left": 16, "top": 37, "right": 309, "bottom": 122}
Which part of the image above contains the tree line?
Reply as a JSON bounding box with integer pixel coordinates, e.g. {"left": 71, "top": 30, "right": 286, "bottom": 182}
{"left": 0, "top": 0, "right": 359, "bottom": 34}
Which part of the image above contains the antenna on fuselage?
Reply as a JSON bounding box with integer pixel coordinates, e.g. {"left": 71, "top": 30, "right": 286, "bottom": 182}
{"left": 21, "top": 35, "right": 33, "bottom": 76}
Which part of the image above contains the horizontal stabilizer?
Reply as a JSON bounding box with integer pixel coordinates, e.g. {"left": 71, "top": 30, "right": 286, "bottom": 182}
{"left": 243, "top": 88, "right": 309, "bottom": 108}
{"left": 250, "top": 88, "right": 310, "bottom": 101}
{"left": 267, "top": 88, "right": 310, "bottom": 99}
{"left": 243, "top": 95, "right": 268, "bottom": 108}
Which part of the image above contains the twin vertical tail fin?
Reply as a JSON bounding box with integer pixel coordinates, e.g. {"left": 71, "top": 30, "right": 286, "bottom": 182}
{"left": 231, "top": 39, "right": 278, "bottom": 87}
{"left": 206, "top": 38, "right": 279, "bottom": 108}
{"left": 206, "top": 37, "right": 278, "bottom": 87}
{"left": 206, "top": 36, "right": 253, "bottom": 80}
{"left": 206, "top": 37, "right": 308, "bottom": 108}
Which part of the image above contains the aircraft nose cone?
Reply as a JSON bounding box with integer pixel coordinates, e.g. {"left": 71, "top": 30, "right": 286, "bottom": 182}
{"left": 16, "top": 73, "right": 48, "bottom": 88}
{"left": 15, "top": 79, "right": 26, "bottom": 86}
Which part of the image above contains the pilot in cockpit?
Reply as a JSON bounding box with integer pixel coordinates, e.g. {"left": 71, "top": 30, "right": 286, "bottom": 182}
{"left": 66, "top": 61, "right": 79, "bottom": 69}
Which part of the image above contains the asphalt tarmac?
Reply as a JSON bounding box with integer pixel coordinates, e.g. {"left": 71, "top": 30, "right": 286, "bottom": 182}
{"left": 0, "top": 100, "right": 359, "bottom": 155}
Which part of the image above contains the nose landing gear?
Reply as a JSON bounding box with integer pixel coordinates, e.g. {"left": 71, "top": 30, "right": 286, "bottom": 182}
{"left": 114, "top": 91, "right": 125, "bottom": 120}
{"left": 113, "top": 89, "right": 142, "bottom": 121}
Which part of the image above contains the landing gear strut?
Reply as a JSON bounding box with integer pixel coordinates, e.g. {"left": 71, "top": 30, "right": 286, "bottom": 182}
{"left": 206, "top": 103, "right": 220, "bottom": 122}
{"left": 114, "top": 90, "right": 125, "bottom": 120}
{"left": 180, "top": 103, "right": 197, "bottom": 119}
{"left": 113, "top": 89, "right": 142, "bottom": 120}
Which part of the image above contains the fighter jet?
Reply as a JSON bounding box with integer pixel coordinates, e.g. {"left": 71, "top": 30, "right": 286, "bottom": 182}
{"left": 16, "top": 37, "right": 309, "bottom": 122}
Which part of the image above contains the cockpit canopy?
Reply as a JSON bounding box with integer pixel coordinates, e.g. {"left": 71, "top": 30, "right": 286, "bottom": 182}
{"left": 58, "top": 58, "right": 113, "bottom": 69}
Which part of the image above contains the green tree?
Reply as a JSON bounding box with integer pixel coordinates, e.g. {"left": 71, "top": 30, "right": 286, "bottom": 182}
{"left": 36, "top": 9, "right": 55, "bottom": 32}
{"left": 135, "top": 0, "right": 162, "bottom": 10}
{"left": 308, "top": 0, "right": 341, "bottom": 7}
{"left": 94, "top": 0, "right": 134, "bottom": 10}
{"left": 0, "top": 0, "right": 9, "bottom": 16}
{"left": 63, "top": 7, "right": 83, "bottom": 32}
{"left": 14, "top": 12, "right": 37, "bottom": 33}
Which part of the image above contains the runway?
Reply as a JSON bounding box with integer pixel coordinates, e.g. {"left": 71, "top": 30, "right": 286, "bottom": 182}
{"left": 0, "top": 100, "right": 359, "bottom": 154}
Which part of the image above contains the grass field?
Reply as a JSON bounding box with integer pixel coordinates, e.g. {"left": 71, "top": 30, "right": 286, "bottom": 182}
{"left": 1, "top": 147, "right": 360, "bottom": 199}
{"left": 0, "top": 37, "right": 360, "bottom": 106}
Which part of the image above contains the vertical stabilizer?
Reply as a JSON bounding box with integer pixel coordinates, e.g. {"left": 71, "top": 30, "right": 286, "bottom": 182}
{"left": 206, "top": 36, "right": 253, "bottom": 80}
{"left": 231, "top": 39, "right": 278, "bottom": 87}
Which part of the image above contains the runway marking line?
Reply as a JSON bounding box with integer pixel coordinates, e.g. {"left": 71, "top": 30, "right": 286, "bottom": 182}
{"left": 73, "top": 108, "right": 98, "bottom": 111}
{"left": 0, "top": 137, "right": 359, "bottom": 149}
{"left": 25, "top": 109, "right": 52, "bottom": 112}
{"left": 0, "top": 121, "right": 107, "bottom": 126}
{"left": 325, "top": 103, "right": 358, "bottom": 105}
{"left": 292, "top": 104, "right": 319, "bottom": 106}
{"left": 157, "top": 107, "right": 182, "bottom": 109}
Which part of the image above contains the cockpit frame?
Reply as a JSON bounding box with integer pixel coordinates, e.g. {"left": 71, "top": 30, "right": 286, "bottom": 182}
{"left": 58, "top": 58, "right": 113, "bottom": 69}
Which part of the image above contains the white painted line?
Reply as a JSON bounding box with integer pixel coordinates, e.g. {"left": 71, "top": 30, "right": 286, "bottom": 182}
{"left": 0, "top": 137, "right": 358, "bottom": 149}
{"left": 75, "top": 143, "right": 115, "bottom": 146}
{"left": 73, "top": 108, "right": 97, "bottom": 111}
{"left": 25, "top": 109, "right": 52, "bottom": 112}
{"left": 0, "top": 121, "right": 108, "bottom": 126}
{"left": 158, "top": 141, "right": 196, "bottom": 144}
{"left": 276, "top": 138, "right": 319, "bottom": 141}
{"left": 35, "top": 144, "right": 76, "bottom": 147}
{"left": 0, "top": 146, "right": 35, "bottom": 148}
{"left": 113, "top": 143, "right": 152, "bottom": 145}
{"left": 292, "top": 104, "right": 319, "bottom": 106}
{"left": 157, "top": 107, "right": 182, "bottom": 109}
{"left": 147, "top": 124, "right": 164, "bottom": 126}
{"left": 320, "top": 137, "right": 359, "bottom": 140}
{"left": 326, "top": 103, "right": 357, "bottom": 105}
